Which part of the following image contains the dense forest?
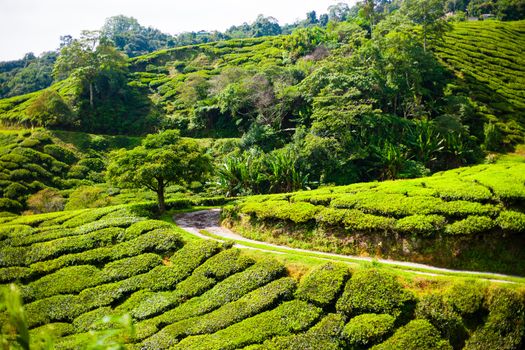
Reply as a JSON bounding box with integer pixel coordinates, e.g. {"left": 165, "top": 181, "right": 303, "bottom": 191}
{"left": 1, "top": 0, "right": 525, "bottom": 348}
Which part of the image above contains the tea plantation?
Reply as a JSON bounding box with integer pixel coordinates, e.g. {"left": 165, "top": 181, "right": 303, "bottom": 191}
{"left": 435, "top": 20, "right": 525, "bottom": 145}
{"left": 223, "top": 159, "right": 525, "bottom": 275}
{"left": 1, "top": 205, "right": 524, "bottom": 349}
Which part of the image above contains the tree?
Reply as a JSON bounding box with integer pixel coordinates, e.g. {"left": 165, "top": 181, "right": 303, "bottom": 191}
{"left": 328, "top": 2, "right": 351, "bottom": 21}
{"left": 306, "top": 11, "right": 318, "bottom": 24}
{"left": 252, "top": 15, "right": 282, "bottom": 37}
{"left": 106, "top": 130, "right": 212, "bottom": 213}
{"left": 101, "top": 15, "right": 175, "bottom": 57}
{"left": 401, "top": 0, "right": 450, "bottom": 51}
{"left": 53, "top": 31, "right": 127, "bottom": 108}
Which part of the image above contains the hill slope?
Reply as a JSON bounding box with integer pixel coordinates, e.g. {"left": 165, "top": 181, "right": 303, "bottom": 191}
{"left": 435, "top": 20, "right": 525, "bottom": 145}
{"left": 223, "top": 158, "right": 525, "bottom": 275}
{"left": 1, "top": 205, "right": 524, "bottom": 349}
{"left": 1, "top": 21, "right": 524, "bottom": 142}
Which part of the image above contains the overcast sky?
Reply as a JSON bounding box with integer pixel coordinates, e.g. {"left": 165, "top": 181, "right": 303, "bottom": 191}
{"left": 0, "top": 0, "right": 350, "bottom": 61}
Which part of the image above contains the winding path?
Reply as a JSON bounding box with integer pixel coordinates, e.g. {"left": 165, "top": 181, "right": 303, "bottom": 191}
{"left": 174, "top": 209, "right": 520, "bottom": 283}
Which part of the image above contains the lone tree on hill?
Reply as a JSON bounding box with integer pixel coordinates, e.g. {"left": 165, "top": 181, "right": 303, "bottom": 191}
{"left": 106, "top": 130, "right": 212, "bottom": 213}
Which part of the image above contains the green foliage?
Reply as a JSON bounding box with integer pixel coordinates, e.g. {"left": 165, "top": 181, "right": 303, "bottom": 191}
{"left": 371, "top": 319, "right": 452, "bottom": 349}
{"left": 415, "top": 294, "right": 465, "bottom": 347}
{"left": 496, "top": 211, "right": 525, "bottom": 232}
{"left": 140, "top": 278, "right": 296, "bottom": 349}
{"left": 394, "top": 215, "right": 446, "bottom": 236}
{"left": 343, "top": 313, "right": 396, "bottom": 348}
{"left": 172, "top": 300, "right": 322, "bottom": 350}
{"left": 336, "top": 268, "right": 415, "bottom": 319}
{"left": 465, "top": 287, "right": 525, "bottom": 349}
{"left": 445, "top": 281, "right": 485, "bottom": 315}
{"left": 444, "top": 216, "right": 495, "bottom": 235}
{"left": 260, "top": 313, "right": 346, "bottom": 350}
{"left": 65, "top": 186, "right": 112, "bottom": 210}
{"left": 107, "top": 130, "right": 212, "bottom": 212}
{"left": 26, "top": 90, "right": 75, "bottom": 128}
{"left": 241, "top": 200, "right": 321, "bottom": 223}
{"left": 296, "top": 262, "right": 350, "bottom": 307}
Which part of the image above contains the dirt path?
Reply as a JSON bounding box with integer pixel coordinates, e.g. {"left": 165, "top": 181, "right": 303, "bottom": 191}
{"left": 173, "top": 209, "right": 520, "bottom": 283}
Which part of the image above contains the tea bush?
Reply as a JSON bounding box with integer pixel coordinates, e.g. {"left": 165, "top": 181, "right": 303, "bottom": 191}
{"left": 336, "top": 269, "right": 415, "bottom": 319}
{"left": 343, "top": 313, "right": 396, "bottom": 348}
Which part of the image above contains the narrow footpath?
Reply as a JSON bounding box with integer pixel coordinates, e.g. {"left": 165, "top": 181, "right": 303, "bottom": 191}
{"left": 174, "top": 209, "right": 521, "bottom": 283}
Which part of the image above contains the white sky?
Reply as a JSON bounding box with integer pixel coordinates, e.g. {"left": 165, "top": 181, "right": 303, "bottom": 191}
{"left": 0, "top": 0, "right": 350, "bottom": 61}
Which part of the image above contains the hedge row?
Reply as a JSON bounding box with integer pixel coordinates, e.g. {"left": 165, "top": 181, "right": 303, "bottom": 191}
{"left": 296, "top": 262, "right": 350, "bottom": 308}
{"left": 125, "top": 247, "right": 253, "bottom": 321}
{"left": 140, "top": 277, "right": 296, "bottom": 349}
{"left": 23, "top": 240, "right": 219, "bottom": 328}
{"left": 228, "top": 162, "right": 525, "bottom": 239}
{"left": 132, "top": 258, "right": 286, "bottom": 340}
{"left": 256, "top": 313, "right": 346, "bottom": 350}
{"left": 172, "top": 300, "right": 322, "bottom": 350}
{"left": 336, "top": 269, "right": 415, "bottom": 319}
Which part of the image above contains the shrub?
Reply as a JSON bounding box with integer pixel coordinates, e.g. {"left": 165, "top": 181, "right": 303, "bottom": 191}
{"left": 464, "top": 287, "right": 525, "bottom": 350}
{"left": 128, "top": 249, "right": 253, "bottom": 322}
{"left": 26, "top": 189, "right": 65, "bottom": 214}
{"left": 140, "top": 278, "right": 296, "bottom": 349}
{"left": 42, "top": 144, "right": 77, "bottom": 165}
{"left": 61, "top": 206, "right": 122, "bottom": 228}
{"left": 77, "top": 157, "right": 105, "bottom": 172}
{"left": 262, "top": 313, "right": 346, "bottom": 350}
{"left": 496, "top": 211, "right": 525, "bottom": 233}
{"left": 343, "top": 210, "right": 395, "bottom": 232}
{"left": 394, "top": 215, "right": 446, "bottom": 236}
{"left": 3, "top": 183, "right": 27, "bottom": 201}
{"left": 336, "top": 268, "right": 415, "bottom": 319}
{"left": 65, "top": 186, "right": 112, "bottom": 210}
{"left": 0, "top": 198, "right": 23, "bottom": 213}
{"left": 343, "top": 313, "right": 396, "bottom": 348}
{"left": 132, "top": 258, "right": 285, "bottom": 339}
{"left": 444, "top": 216, "right": 495, "bottom": 235}
{"left": 22, "top": 265, "right": 102, "bottom": 301}
{"left": 446, "top": 281, "right": 485, "bottom": 315}
{"left": 315, "top": 207, "right": 348, "bottom": 226}
{"left": 331, "top": 193, "right": 443, "bottom": 217}
{"left": 172, "top": 300, "right": 322, "bottom": 350}
{"left": 438, "top": 201, "right": 500, "bottom": 218}
{"left": 415, "top": 294, "right": 466, "bottom": 347}
{"left": 296, "top": 262, "right": 350, "bottom": 307}
{"left": 130, "top": 240, "right": 221, "bottom": 291}
{"left": 371, "top": 319, "right": 452, "bottom": 350}
{"left": 124, "top": 220, "right": 173, "bottom": 238}
{"left": 241, "top": 200, "right": 321, "bottom": 223}
{"left": 72, "top": 307, "right": 115, "bottom": 332}
{"left": 101, "top": 253, "right": 162, "bottom": 282}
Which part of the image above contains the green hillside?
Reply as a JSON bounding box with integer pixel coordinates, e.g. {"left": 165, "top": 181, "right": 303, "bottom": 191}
{"left": 1, "top": 205, "right": 524, "bottom": 349}
{"left": 435, "top": 20, "right": 525, "bottom": 146}
{"left": 223, "top": 158, "right": 525, "bottom": 275}
{"left": 0, "top": 129, "right": 144, "bottom": 214}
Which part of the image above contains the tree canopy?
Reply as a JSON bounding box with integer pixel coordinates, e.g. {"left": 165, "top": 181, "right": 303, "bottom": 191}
{"left": 106, "top": 130, "right": 212, "bottom": 212}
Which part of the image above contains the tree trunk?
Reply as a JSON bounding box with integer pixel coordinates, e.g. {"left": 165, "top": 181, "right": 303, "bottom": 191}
{"left": 89, "top": 82, "right": 94, "bottom": 108}
{"left": 423, "top": 27, "right": 427, "bottom": 52}
{"left": 156, "top": 182, "right": 166, "bottom": 214}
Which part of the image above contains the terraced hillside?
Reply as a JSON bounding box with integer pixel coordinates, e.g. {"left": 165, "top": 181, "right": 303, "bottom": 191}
{"left": 435, "top": 20, "right": 525, "bottom": 145}
{"left": 1, "top": 205, "right": 524, "bottom": 349}
{"left": 223, "top": 159, "right": 525, "bottom": 275}
{"left": 0, "top": 129, "right": 144, "bottom": 214}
